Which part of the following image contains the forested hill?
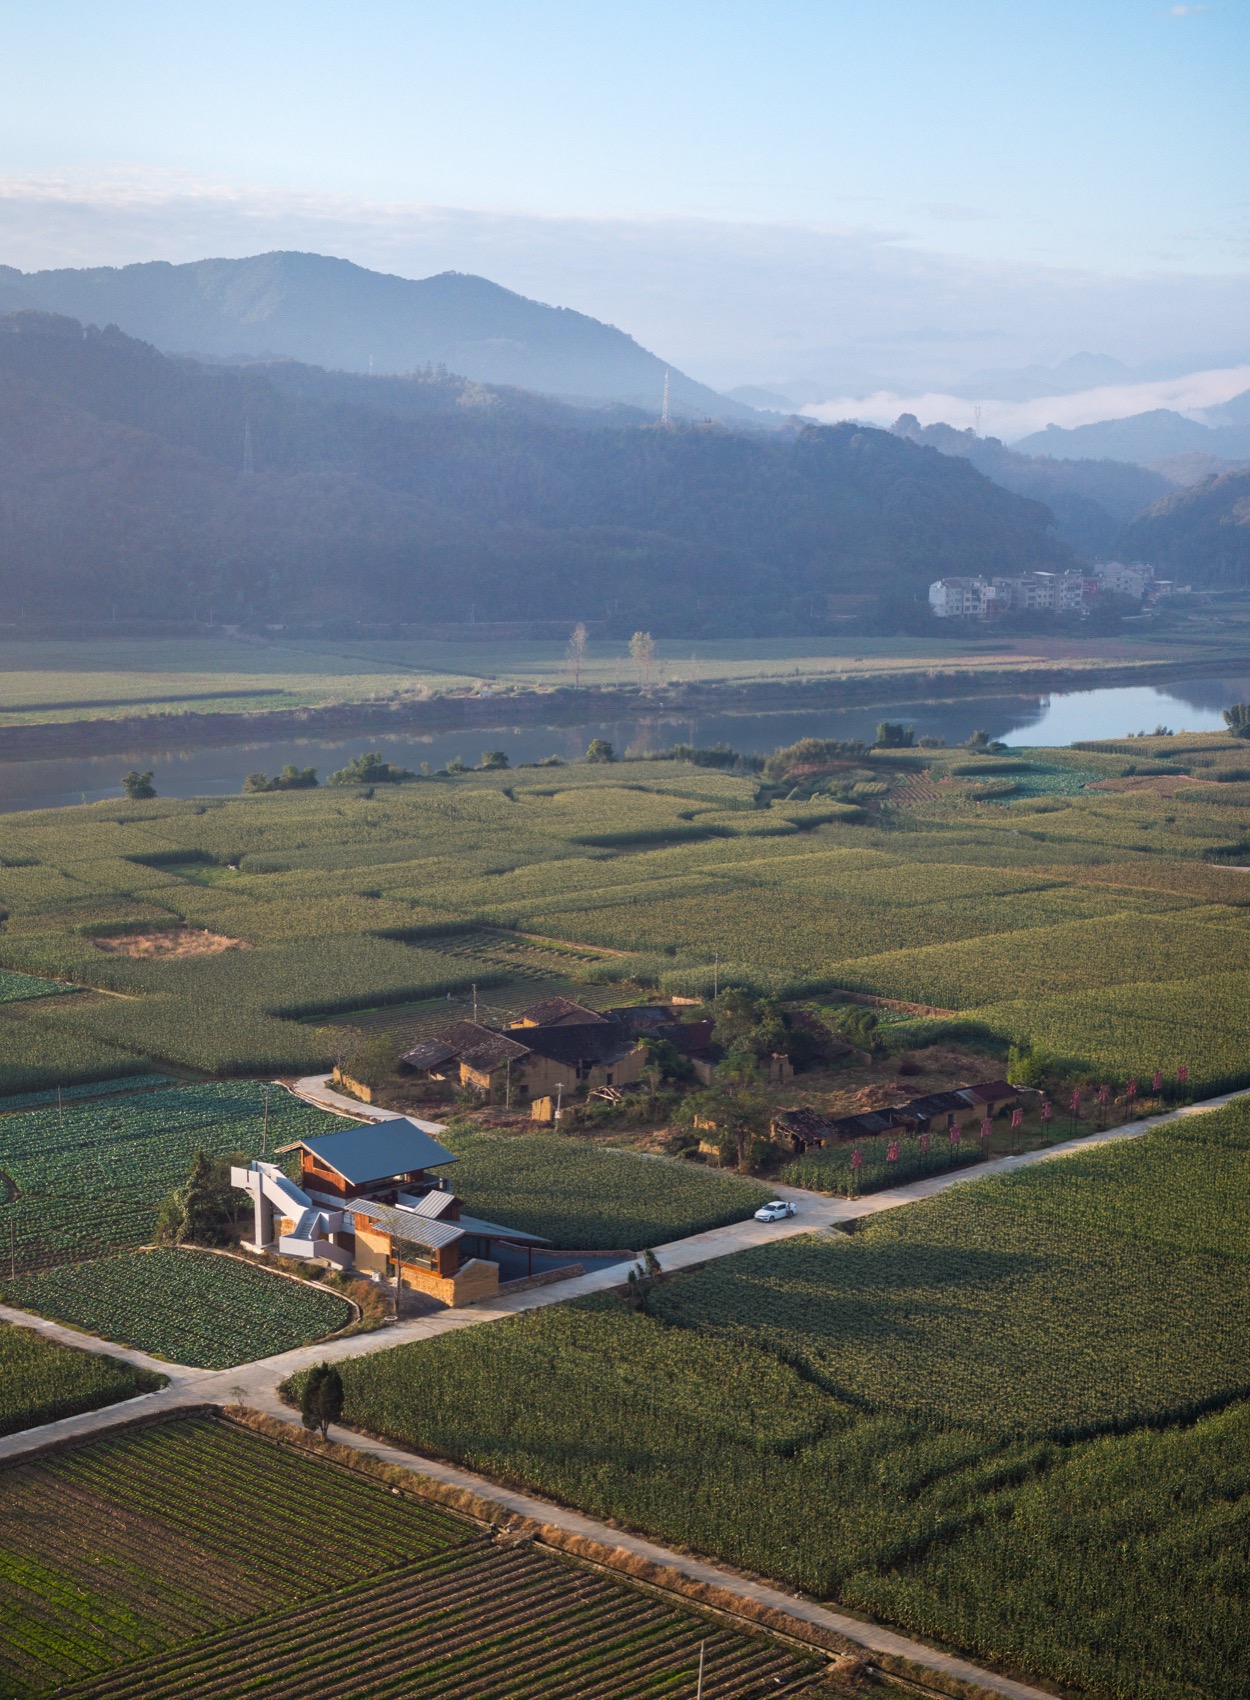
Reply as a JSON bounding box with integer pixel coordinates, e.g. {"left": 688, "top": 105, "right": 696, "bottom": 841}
{"left": 890, "top": 414, "right": 1173, "bottom": 558}
{"left": 0, "top": 251, "right": 752, "bottom": 423}
{"left": 1120, "top": 468, "right": 1250, "bottom": 584}
{"left": 0, "top": 311, "right": 1074, "bottom": 632}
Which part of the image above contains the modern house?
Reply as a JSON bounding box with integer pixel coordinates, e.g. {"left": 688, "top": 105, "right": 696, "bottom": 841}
{"left": 233, "top": 1116, "right": 546, "bottom": 1305}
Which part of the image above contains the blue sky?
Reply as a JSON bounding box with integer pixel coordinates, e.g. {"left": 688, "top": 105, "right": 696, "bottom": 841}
{"left": 1, "top": 1, "right": 1247, "bottom": 398}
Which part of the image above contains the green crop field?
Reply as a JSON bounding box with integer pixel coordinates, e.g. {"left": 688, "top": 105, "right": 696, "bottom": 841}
{"left": 0, "top": 734, "right": 1247, "bottom": 1093}
{"left": 0, "top": 1081, "right": 332, "bottom": 1273}
{"left": 306, "top": 1101, "right": 1250, "bottom": 1700}
{"left": 0, "top": 1414, "right": 838, "bottom": 1700}
{"left": 439, "top": 1127, "right": 768, "bottom": 1248}
{"left": 0, "top": 1321, "right": 163, "bottom": 1436}
{"left": 3, "top": 1249, "right": 353, "bottom": 1367}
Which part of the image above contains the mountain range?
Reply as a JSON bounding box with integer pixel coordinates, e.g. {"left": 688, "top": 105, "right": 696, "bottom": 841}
{"left": 0, "top": 309, "right": 1074, "bottom": 632}
{"left": 889, "top": 416, "right": 1173, "bottom": 557}
{"left": 1012, "top": 391, "right": 1250, "bottom": 469}
{"left": 0, "top": 252, "right": 756, "bottom": 424}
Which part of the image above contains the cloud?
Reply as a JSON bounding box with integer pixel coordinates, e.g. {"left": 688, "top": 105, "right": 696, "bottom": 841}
{"left": 802, "top": 364, "right": 1250, "bottom": 441}
{"left": 1167, "top": 5, "right": 1209, "bottom": 14}
{"left": 0, "top": 168, "right": 1247, "bottom": 394}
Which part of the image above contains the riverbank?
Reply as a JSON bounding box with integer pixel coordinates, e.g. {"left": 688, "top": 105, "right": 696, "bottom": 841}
{"left": 0, "top": 653, "right": 1239, "bottom": 764}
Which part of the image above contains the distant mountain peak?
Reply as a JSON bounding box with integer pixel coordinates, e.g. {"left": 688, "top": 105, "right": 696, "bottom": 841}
{"left": 0, "top": 251, "right": 757, "bottom": 423}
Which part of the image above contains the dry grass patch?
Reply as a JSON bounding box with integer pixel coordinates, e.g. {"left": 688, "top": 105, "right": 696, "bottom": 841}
{"left": 94, "top": 927, "right": 248, "bottom": 959}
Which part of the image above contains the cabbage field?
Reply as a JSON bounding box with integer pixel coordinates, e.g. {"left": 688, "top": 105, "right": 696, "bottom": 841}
{"left": 3, "top": 1248, "right": 353, "bottom": 1367}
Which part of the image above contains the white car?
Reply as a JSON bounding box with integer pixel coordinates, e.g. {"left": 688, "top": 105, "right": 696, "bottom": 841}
{"left": 754, "top": 1200, "right": 797, "bottom": 1223}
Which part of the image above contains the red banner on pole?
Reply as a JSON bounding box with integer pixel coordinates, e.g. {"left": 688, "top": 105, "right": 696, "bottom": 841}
{"left": 887, "top": 1140, "right": 899, "bottom": 1163}
{"left": 1011, "top": 1107, "right": 1024, "bottom": 1128}
{"left": 919, "top": 1131, "right": 931, "bottom": 1153}
{"left": 1152, "top": 1071, "right": 1163, "bottom": 1093}
{"left": 1041, "top": 1099, "right": 1053, "bottom": 1122}
{"left": 1177, "top": 1065, "right": 1189, "bottom": 1083}
{"left": 850, "top": 1149, "right": 863, "bottom": 1170}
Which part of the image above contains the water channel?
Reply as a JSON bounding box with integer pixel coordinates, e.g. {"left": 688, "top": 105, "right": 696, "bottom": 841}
{"left": 1, "top": 673, "right": 1247, "bottom": 814}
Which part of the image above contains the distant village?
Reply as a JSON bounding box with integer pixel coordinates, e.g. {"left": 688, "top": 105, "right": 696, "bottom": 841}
{"left": 929, "top": 559, "right": 1184, "bottom": 619}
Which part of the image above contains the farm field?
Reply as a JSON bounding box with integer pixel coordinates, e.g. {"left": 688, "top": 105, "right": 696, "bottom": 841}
{"left": 1, "top": 732, "right": 1249, "bottom": 1094}
{"left": 0, "top": 1080, "right": 333, "bottom": 1273}
{"left": 307, "top": 1101, "right": 1250, "bottom": 1700}
{"left": 3, "top": 1249, "right": 353, "bottom": 1367}
{"left": 437, "top": 1126, "right": 769, "bottom": 1248}
{"left": 0, "top": 631, "right": 1193, "bottom": 729}
{"left": 0, "top": 1414, "right": 845, "bottom": 1700}
{"left": 0, "top": 1321, "right": 162, "bottom": 1436}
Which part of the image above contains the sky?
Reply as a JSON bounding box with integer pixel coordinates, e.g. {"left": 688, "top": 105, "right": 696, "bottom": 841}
{"left": 1, "top": 1, "right": 1247, "bottom": 412}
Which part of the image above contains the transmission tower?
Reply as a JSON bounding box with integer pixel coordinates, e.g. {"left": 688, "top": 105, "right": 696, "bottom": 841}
{"left": 660, "top": 370, "right": 671, "bottom": 428}
{"left": 242, "top": 417, "right": 255, "bottom": 475}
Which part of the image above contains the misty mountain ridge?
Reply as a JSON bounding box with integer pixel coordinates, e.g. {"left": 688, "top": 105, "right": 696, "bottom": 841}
{"left": 0, "top": 309, "right": 1074, "bottom": 631}
{"left": 889, "top": 415, "right": 1173, "bottom": 557}
{"left": 0, "top": 251, "right": 759, "bottom": 425}
{"left": 1123, "top": 466, "right": 1250, "bottom": 585}
{"left": 1012, "top": 399, "right": 1250, "bottom": 468}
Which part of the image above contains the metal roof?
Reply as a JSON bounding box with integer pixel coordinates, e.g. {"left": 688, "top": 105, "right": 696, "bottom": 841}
{"left": 297, "top": 1118, "right": 457, "bottom": 1185}
{"left": 347, "top": 1200, "right": 464, "bottom": 1250}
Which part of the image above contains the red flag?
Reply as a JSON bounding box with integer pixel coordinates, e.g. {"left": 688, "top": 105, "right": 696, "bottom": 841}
{"left": 1041, "top": 1099, "right": 1053, "bottom": 1122}
{"left": 887, "top": 1140, "right": 899, "bottom": 1163}
{"left": 919, "top": 1131, "right": 931, "bottom": 1154}
{"left": 1177, "top": 1065, "right": 1189, "bottom": 1083}
{"left": 1126, "top": 1078, "right": 1138, "bottom": 1099}
{"left": 980, "top": 1117, "right": 993, "bottom": 1140}
{"left": 850, "top": 1149, "right": 863, "bottom": 1170}
{"left": 1011, "top": 1107, "right": 1024, "bottom": 1129}
{"left": 949, "top": 1125, "right": 961, "bottom": 1145}
{"left": 1069, "top": 1088, "right": 1081, "bottom": 1115}
{"left": 1152, "top": 1071, "right": 1163, "bottom": 1093}
{"left": 1097, "top": 1085, "right": 1110, "bottom": 1105}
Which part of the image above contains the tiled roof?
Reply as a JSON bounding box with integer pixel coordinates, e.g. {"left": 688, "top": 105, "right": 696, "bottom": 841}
{"left": 512, "top": 996, "right": 607, "bottom": 1028}
{"left": 519, "top": 1024, "right": 640, "bottom": 1068}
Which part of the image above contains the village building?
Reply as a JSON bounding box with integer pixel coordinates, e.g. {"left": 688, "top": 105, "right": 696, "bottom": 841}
{"left": 400, "top": 1011, "right": 650, "bottom": 1110}
{"left": 770, "top": 1079, "right": 1022, "bottom": 1151}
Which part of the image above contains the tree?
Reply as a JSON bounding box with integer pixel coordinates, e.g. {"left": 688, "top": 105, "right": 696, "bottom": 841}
{"left": 479, "top": 750, "right": 509, "bottom": 769}
{"left": 585, "top": 738, "right": 615, "bottom": 763}
{"left": 629, "top": 630, "right": 657, "bottom": 688}
{"left": 122, "top": 770, "right": 156, "bottom": 799}
{"left": 678, "top": 1080, "right": 770, "bottom": 1172}
{"left": 243, "top": 765, "right": 317, "bottom": 794}
{"left": 300, "top": 1363, "right": 344, "bottom": 1441}
{"left": 567, "top": 620, "right": 588, "bottom": 688}
{"left": 966, "top": 729, "right": 991, "bottom": 751}
{"left": 1224, "top": 704, "right": 1250, "bottom": 739}
{"left": 328, "top": 752, "right": 415, "bottom": 785}
{"left": 155, "top": 1150, "right": 244, "bottom": 1246}
{"left": 874, "top": 722, "right": 915, "bottom": 748}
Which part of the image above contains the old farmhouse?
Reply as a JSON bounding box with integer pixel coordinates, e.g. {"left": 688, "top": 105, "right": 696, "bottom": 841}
{"left": 771, "top": 1078, "right": 1021, "bottom": 1153}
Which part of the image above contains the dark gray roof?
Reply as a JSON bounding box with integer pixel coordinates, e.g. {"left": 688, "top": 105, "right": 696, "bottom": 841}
{"left": 298, "top": 1118, "right": 457, "bottom": 1185}
{"left": 511, "top": 995, "right": 607, "bottom": 1028}
{"left": 520, "top": 1023, "right": 640, "bottom": 1068}
{"left": 402, "top": 1020, "right": 529, "bottom": 1074}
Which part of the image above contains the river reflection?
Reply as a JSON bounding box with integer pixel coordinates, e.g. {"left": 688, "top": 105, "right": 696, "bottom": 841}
{"left": 0, "top": 674, "right": 1246, "bottom": 814}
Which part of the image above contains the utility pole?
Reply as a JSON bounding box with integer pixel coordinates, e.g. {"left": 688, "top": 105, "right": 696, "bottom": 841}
{"left": 57, "top": 1086, "right": 62, "bottom": 1127}
{"left": 243, "top": 418, "right": 254, "bottom": 476}
{"left": 472, "top": 982, "right": 478, "bottom": 1024}
{"left": 555, "top": 1082, "right": 563, "bottom": 1127}
{"left": 660, "top": 370, "right": 672, "bottom": 429}
{"left": 713, "top": 954, "right": 719, "bottom": 1001}
{"left": 262, "top": 1084, "right": 270, "bottom": 1156}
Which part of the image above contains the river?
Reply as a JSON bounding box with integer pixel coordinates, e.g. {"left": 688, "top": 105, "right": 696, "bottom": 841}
{"left": 0, "top": 673, "right": 1246, "bottom": 814}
